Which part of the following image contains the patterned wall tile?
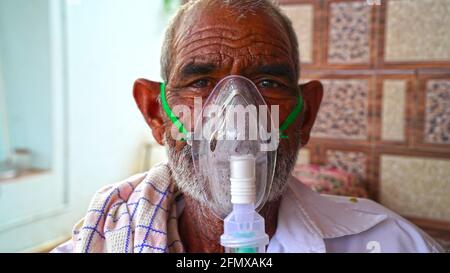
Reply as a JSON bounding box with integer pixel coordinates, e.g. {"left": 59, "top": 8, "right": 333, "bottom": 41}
{"left": 281, "top": 4, "right": 314, "bottom": 63}
{"left": 380, "top": 155, "right": 450, "bottom": 221}
{"left": 385, "top": 0, "right": 450, "bottom": 62}
{"left": 326, "top": 150, "right": 367, "bottom": 180}
{"left": 312, "top": 79, "right": 369, "bottom": 139}
{"left": 382, "top": 80, "right": 406, "bottom": 141}
{"left": 327, "top": 1, "right": 371, "bottom": 64}
{"left": 424, "top": 80, "right": 450, "bottom": 144}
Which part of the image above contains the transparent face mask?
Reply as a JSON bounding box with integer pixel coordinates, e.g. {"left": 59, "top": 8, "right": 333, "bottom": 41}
{"left": 190, "top": 76, "right": 278, "bottom": 219}
{"left": 160, "top": 75, "right": 303, "bottom": 219}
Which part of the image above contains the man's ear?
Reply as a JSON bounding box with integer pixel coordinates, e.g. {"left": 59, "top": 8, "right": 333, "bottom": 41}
{"left": 133, "top": 78, "right": 165, "bottom": 145}
{"left": 299, "top": 80, "right": 323, "bottom": 146}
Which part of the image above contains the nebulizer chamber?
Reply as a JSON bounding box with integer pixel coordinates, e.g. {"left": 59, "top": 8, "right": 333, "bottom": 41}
{"left": 220, "top": 154, "right": 269, "bottom": 253}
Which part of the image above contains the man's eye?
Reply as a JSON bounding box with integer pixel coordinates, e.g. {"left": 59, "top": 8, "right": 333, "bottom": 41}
{"left": 191, "top": 79, "right": 210, "bottom": 88}
{"left": 258, "top": 79, "right": 280, "bottom": 89}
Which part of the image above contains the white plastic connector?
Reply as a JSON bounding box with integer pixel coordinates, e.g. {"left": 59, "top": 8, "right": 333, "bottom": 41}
{"left": 229, "top": 155, "right": 256, "bottom": 204}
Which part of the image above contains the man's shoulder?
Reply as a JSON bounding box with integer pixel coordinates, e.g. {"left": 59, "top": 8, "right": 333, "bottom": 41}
{"left": 322, "top": 193, "right": 394, "bottom": 215}
{"left": 92, "top": 163, "right": 171, "bottom": 195}
{"left": 285, "top": 177, "right": 444, "bottom": 252}
{"left": 322, "top": 194, "right": 444, "bottom": 253}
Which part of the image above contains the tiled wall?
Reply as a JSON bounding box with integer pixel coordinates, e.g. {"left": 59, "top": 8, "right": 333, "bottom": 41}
{"left": 281, "top": 0, "right": 450, "bottom": 225}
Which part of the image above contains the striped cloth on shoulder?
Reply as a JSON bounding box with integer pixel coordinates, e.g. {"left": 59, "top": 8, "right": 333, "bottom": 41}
{"left": 72, "top": 163, "right": 184, "bottom": 253}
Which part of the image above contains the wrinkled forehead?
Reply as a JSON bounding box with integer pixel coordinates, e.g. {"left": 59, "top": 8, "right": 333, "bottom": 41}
{"left": 175, "top": 3, "right": 289, "bottom": 39}
{"left": 170, "top": 3, "right": 294, "bottom": 77}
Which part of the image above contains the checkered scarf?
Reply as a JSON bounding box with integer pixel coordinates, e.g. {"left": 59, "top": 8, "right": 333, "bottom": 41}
{"left": 71, "top": 163, "right": 184, "bottom": 253}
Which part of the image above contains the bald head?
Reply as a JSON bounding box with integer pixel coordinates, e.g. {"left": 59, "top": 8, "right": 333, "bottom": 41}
{"left": 160, "top": 0, "right": 300, "bottom": 83}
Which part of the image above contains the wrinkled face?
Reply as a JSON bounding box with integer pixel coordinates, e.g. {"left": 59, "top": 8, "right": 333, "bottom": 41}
{"left": 164, "top": 3, "right": 302, "bottom": 211}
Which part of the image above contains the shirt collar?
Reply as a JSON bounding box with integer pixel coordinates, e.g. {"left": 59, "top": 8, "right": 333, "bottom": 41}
{"left": 287, "top": 175, "right": 388, "bottom": 239}
{"left": 269, "top": 176, "right": 387, "bottom": 252}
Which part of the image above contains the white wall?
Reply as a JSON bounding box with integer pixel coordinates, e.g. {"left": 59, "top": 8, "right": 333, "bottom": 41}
{"left": 0, "top": 0, "right": 171, "bottom": 252}
{"left": 65, "top": 0, "right": 168, "bottom": 204}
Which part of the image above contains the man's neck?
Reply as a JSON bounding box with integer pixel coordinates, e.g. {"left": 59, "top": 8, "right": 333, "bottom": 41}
{"left": 178, "top": 195, "right": 281, "bottom": 253}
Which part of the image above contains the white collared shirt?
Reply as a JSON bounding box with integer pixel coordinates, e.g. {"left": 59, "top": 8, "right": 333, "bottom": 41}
{"left": 267, "top": 176, "right": 443, "bottom": 253}
{"left": 53, "top": 175, "right": 443, "bottom": 253}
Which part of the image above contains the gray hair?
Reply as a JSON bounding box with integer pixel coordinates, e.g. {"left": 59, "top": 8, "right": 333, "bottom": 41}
{"left": 160, "top": 0, "right": 300, "bottom": 83}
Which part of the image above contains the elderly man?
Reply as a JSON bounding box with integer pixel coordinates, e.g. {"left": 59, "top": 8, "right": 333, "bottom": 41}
{"left": 53, "top": 0, "right": 442, "bottom": 253}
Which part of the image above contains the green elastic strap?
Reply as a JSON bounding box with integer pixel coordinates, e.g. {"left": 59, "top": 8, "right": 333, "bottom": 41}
{"left": 279, "top": 94, "right": 303, "bottom": 139}
{"left": 160, "top": 82, "right": 303, "bottom": 140}
{"left": 160, "top": 82, "right": 188, "bottom": 141}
